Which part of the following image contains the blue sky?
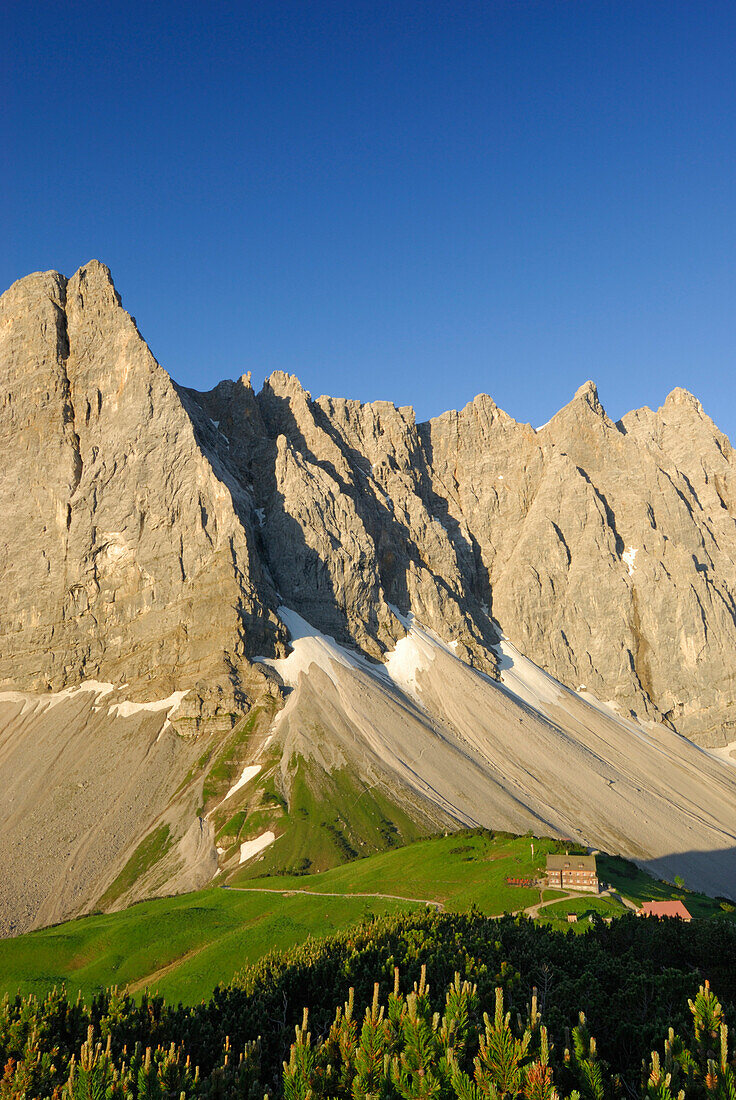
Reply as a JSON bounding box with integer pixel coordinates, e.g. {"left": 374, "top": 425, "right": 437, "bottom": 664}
{"left": 4, "top": 1, "right": 736, "bottom": 435}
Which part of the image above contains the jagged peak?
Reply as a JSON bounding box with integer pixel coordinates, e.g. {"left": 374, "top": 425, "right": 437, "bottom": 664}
{"left": 431, "top": 392, "right": 500, "bottom": 425}
{"left": 567, "top": 378, "right": 603, "bottom": 415}
{"left": 73, "top": 258, "right": 113, "bottom": 283}
{"left": 664, "top": 387, "right": 704, "bottom": 413}
{"left": 261, "top": 370, "right": 312, "bottom": 401}
{"left": 573, "top": 379, "right": 601, "bottom": 406}
{"left": 468, "top": 392, "right": 500, "bottom": 415}
{"left": 659, "top": 388, "right": 730, "bottom": 446}
{"left": 0, "top": 266, "right": 67, "bottom": 308}
{"left": 0, "top": 260, "right": 121, "bottom": 315}
{"left": 620, "top": 389, "right": 731, "bottom": 448}
{"left": 537, "top": 379, "right": 601, "bottom": 418}
{"left": 67, "top": 259, "right": 122, "bottom": 311}
{"left": 538, "top": 379, "right": 609, "bottom": 435}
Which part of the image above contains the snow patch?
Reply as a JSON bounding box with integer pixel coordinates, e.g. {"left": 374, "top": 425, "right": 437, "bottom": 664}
{"left": 577, "top": 691, "right": 624, "bottom": 719}
{"left": 369, "top": 480, "right": 395, "bottom": 512}
{"left": 208, "top": 417, "right": 229, "bottom": 446}
{"left": 623, "top": 547, "right": 638, "bottom": 576}
{"left": 255, "top": 508, "right": 266, "bottom": 527}
{"left": 377, "top": 490, "right": 395, "bottom": 512}
{"left": 491, "top": 632, "right": 674, "bottom": 753}
{"left": 384, "top": 633, "right": 434, "bottom": 700}
{"left": 108, "top": 690, "right": 189, "bottom": 723}
{"left": 239, "top": 831, "right": 275, "bottom": 864}
{"left": 491, "top": 637, "right": 563, "bottom": 709}
{"left": 709, "top": 741, "right": 736, "bottom": 767}
{"left": 0, "top": 681, "right": 116, "bottom": 716}
{"left": 224, "top": 764, "right": 262, "bottom": 802}
{"left": 258, "top": 607, "right": 377, "bottom": 688}
{"left": 493, "top": 634, "right": 647, "bottom": 734}
{"left": 382, "top": 606, "right": 463, "bottom": 700}
{"left": 0, "top": 691, "right": 37, "bottom": 715}
{"left": 258, "top": 605, "right": 463, "bottom": 705}
{"left": 49, "top": 681, "right": 115, "bottom": 704}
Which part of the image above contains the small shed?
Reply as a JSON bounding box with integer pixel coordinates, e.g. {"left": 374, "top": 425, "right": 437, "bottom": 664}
{"left": 639, "top": 900, "right": 692, "bottom": 922}
{"left": 546, "top": 853, "right": 599, "bottom": 893}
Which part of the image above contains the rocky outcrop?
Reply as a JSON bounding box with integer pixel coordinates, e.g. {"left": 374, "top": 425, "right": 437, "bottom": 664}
{"left": 421, "top": 381, "right": 736, "bottom": 743}
{"left": 4, "top": 261, "right": 736, "bottom": 933}
{"left": 0, "top": 262, "right": 284, "bottom": 713}
{"left": 191, "top": 369, "right": 736, "bottom": 746}
{"left": 210, "top": 371, "right": 497, "bottom": 669}
{"left": 3, "top": 261, "right": 736, "bottom": 744}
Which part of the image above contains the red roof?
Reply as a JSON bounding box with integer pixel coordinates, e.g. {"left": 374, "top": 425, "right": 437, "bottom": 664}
{"left": 640, "top": 900, "right": 692, "bottom": 920}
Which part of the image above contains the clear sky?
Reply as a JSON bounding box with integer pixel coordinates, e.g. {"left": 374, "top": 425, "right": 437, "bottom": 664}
{"left": 4, "top": 1, "right": 736, "bottom": 436}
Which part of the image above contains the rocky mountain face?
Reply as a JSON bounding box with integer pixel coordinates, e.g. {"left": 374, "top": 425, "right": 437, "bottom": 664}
{"left": 422, "top": 381, "right": 736, "bottom": 744}
{"left": 195, "top": 355, "right": 736, "bottom": 748}
{"left": 4, "top": 261, "right": 736, "bottom": 743}
{"left": 0, "top": 262, "right": 285, "bottom": 725}
{"left": 2, "top": 260, "right": 736, "bottom": 933}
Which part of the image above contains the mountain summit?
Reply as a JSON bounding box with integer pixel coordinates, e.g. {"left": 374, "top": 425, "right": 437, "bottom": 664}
{"left": 2, "top": 262, "right": 736, "bottom": 934}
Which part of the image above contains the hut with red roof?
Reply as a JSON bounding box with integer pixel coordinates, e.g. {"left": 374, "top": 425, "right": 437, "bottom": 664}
{"left": 639, "top": 899, "right": 692, "bottom": 921}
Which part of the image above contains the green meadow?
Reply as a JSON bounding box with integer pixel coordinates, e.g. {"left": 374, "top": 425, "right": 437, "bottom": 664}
{"left": 0, "top": 831, "right": 729, "bottom": 1005}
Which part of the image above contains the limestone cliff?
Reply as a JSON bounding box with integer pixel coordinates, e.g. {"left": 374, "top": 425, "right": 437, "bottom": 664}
{"left": 0, "top": 262, "right": 285, "bottom": 720}
{"left": 3, "top": 262, "right": 736, "bottom": 743}
{"left": 4, "top": 261, "right": 736, "bottom": 934}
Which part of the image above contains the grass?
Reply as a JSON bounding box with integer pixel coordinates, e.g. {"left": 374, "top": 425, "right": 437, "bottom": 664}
{"left": 0, "top": 889, "right": 415, "bottom": 1006}
{"left": 2, "top": 831, "right": 733, "bottom": 1007}
{"left": 235, "top": 759, "right": 428, "bottom": 878}
{"left": 201, "top": 701, "right": 278, "bottom": 810}
{"left": 231, "top": 829, "right": 556, "bottom": 911}
{"left": 0, "top": 831, "right": 552, "bottom": 1005}
{"left": 538, "top": 893, "right": 626, "bottom": 932}
{"left": 97, "top": 824, "right": 173, "bottom": 909}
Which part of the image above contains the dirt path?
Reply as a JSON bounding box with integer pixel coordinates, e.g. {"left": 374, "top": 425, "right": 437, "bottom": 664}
{"left": 127, "top": 943, "right": 210, "bottom": 994}
{"left": 608, "top": 890, "right": 639, "bottom": 912}
{"left": 519, "top": 887, "right": 632, "bottom": 919}
{"left": 224, "top": 885, "right": 444, "bottom": 909}
{"left": 518, "top": 890, "right": 591, "bottom": 918}
{"left": 225, "top": 885, "right": 634, "bottom": 920}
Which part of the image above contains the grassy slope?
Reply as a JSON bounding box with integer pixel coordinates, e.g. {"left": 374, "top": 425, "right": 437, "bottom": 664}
{"left": 230, "top": 829, "right": 553, "bottom": 909}
{"left": 1, "top": 832, "right": 731, "bottom": 1007}
{"left": 234, "top": 759, "right": 429, "bottom": 878}
{"left": 538, "top": 893, "right": 626, "bottom": 931}
{"left": 97, "top": 824, "right": 174, "bottom": 909}
{"left": 0, "top": 889, "right": 416, "bottom": 1006}
{"left": 0, "top": 832, "right": 546, "bottom": 1005}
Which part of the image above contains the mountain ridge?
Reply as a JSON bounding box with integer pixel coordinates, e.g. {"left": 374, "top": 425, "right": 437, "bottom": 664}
{"left": 4, "top": 259, "right": 734, "bottom": 742}
{"left": 3, "top": 260, "right": 736, "bottom": 934}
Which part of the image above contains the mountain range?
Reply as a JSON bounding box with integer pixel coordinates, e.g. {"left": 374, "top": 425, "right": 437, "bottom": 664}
{"left": 2, "top": 260, "right": 736, "bottom": 936}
